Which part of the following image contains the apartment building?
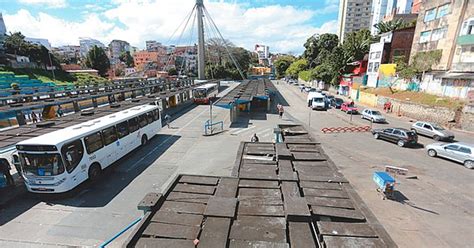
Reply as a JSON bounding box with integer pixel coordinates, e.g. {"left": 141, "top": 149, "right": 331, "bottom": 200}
{"left": 338, "top": 0, "right": 373, "bottom": 42}
{"left": 79, "top": 38, "right": 105, "bottom": 58}
{"left": 108, "top": 39, "right": 130, "bottom": 65}
{"left": 411, "top": 0, "right": 474, "bottom": 99}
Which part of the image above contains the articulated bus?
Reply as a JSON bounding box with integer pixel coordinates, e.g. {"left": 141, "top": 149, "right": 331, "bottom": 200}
{"left": 193, "top": 83, "right": 218, "bottom": 104}
{"left": 15, "top": 104, "right": 161, "bottom": 193}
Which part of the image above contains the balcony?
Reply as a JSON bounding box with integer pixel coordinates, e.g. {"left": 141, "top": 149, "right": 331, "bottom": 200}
{"left": 457, "top": 34, "right": 474, "bottom": 45}
{"left": 451, "top": 62, "right": 474, "bottom": 72}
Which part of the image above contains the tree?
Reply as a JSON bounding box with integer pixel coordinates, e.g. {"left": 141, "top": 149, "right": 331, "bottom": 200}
{"left": 411, "top": 50, "right": 442, "bottom": 77}
{"left": 342, "top": 29, "right": 375, "bottom": 62}
{"left": 167, "top": 67, "right": 178, "bottom": 76}
{"left": 303, "top": 33, "right": 339, "bottom": 67}
{"left": 373, "top": 19, "right": 415, "bottom": 34}
{"left": 274, "top": 55, "right": 295, "bottom": 78}
{"left": 286, "top": 58, "right": 307, "bottom": 78}
{"left": 85, "top": 45, "right": 110, "bottom": 77}
{"left": 119, "top": 51, "right": 134, "bottom": 67}
{"left": 311, "top": 46, "right": 347, "bottom": 86}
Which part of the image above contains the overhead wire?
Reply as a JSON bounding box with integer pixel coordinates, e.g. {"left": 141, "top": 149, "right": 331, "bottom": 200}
{"left": 178, "top": 9, "right": 197, "bottom": 76}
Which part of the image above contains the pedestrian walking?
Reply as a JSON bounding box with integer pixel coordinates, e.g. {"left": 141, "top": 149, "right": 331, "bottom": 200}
{"left": 277, "top": 104, "right": 284, "bottom": 119}
{"left": 31, "top": 111, "right": 38, "bottom": 123}
{"left": 0, "top": 158, "right": 14, "bottom": 186}
{"left": 164, "top": 114, "right": 171, "bottom": 128}
{"left": 57, "top": 106, "right": 64, "bottom": 117}
{"left": 251, "top": 133, "right": 259, "bottom": 142}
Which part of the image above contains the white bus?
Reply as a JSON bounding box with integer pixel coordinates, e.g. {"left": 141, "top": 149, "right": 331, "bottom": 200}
{"left": 15, "top": 104, "right": 161, "bottom": 193}
{"left": 193, "top": 83, "right": 218, "bottom": 104}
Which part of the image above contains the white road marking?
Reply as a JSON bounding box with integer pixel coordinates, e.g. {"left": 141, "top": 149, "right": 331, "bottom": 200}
{"left": 230, "top": 125, "right": 256, "bottom": 135}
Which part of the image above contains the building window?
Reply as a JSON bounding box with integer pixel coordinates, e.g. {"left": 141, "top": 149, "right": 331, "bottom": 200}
{"left": 374, "top": 62, "right": 380, "bottom": 72}
{"left": 424, "top": 8, "right": 436, "bottom": 22}
{"left": 420, "top": 31, "right": 432, "bottom": 43}
{"left": 368, "top": 62, "right": 373, "bottom": 72}
{"left": 436, "top": 4, "right": 450, "bottom": 19}
{"left": 375, "top": 51, "right": 381, "bottom": 59}
{"left": 431, "top": 27, "right": 448, "bottom": 41}
{"left": 461, "top": 18, "right": 474, "bottom": 35}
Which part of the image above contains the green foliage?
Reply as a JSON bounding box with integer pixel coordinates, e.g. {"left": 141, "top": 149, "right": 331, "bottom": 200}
{"left": 4, "top": 32, "right": 61, "bottom": 68}
{"left": 298, "top": 70, "right": 311, "bottom": 82}
{"left": 85, "top": 45, "right": 110, "bottom": 77}
{"left": 273, "top": 55, "right": 295, "bottom": 78}
{"left": 394, "top": 56, "right": 416, "bottom": 80}
{"left": 119, "top": 51, "right": 134, "bottom": 67}
{"left": 373, "top": 19, "right": 415, "bottom": 34}
{"left": 411, "top": 50, "right": 442, "bottom": 73}
{"left": 74, "top": 73, "right": 109, "bottom": 86}
{"left": 303, "top": 33, "right": 339, "bottom": 67}
{"left": 286, "top": 58, "right": 307, "bottom": 77}
{"left": 205, "top": 41, "right": 251, "bottom": 80}
{"left": 342, "top": 29, "right": 375, "bottom": 62}
{"left": 167, "top": 67, "right": 178, "bottom": 76}
{"left": 4, "top": 67, "right": 75, "bottom": 85}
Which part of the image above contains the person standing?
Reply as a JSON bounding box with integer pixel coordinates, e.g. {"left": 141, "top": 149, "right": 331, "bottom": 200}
{"left": 0, "top": 158, "right": 14, "bottom": 186}
{"left": 251, "top": 133, "right": 259, "bottom": 142}
{"left": 57, "top": 106, "right": 64, "bottom": 117}
{"left": 164, "top": 114, "right": 171, "bottom": 128}
{"left": 277, "top": 104, "right": 284, "bottom": 119}
{"left": 31, "top": 111, "right": 38, "bottom": 123}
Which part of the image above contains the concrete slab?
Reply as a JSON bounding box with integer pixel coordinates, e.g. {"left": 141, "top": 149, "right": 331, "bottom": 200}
{"left": 303, "top": 188, "right": 349, "bottom": 199}
{"left": 179, "top": 175, "right": 219, "bottom": 185}
{"left": 323, "top": 236, "right": 386, "bottom": 248}
{"left": 198, "top": 217, "right": 231, "bottom": 247}
{"left": 306, "top": 196, "right": 355, "bottom": 209}
{"left": 317, "top": 221, "right": 378, "bottom": 238}
{"left": 167, "top": 192, "right": 211, "bottom": 204}
{"left": 161, "top": 201, "right": 206, "bottom": 215}
{"left": 173, "top": 183, "right": 216, "bottom": 195}
{"left": 239, "top": 188, "right": 281, "bottom": 198}
{"left": 238, "top": 180, "right": 279, "bottom": 189}
{"left": 230, "top": 221, "right": 287, "bottom": 243}
{"left": 215, "top": 177, "right": 239, "bottom": 198}
{"left": 238, "top": 203, "right": 284, "bottom": 217}
{"left": 300, "top": 181, "right": 342, "bottom": 190}
{"left": 142, "top": 222, "right": 200, "bottom": 239}
{"left": 288, "top": 222, "right": 318, "bottom": 248}
{"left": 204, "top": 196, "right": 237, "bottom": 218}
{"left": 151, "top": 210, "right": 203, "bottom": 227}
{"left": 136, "top": 238, "right": 195, "bottom": 248}
{"left": 229, "top": 240, "right": 289, "bottom": 248}
{"left": 311, "top": 206, "right": 365, "bottom": 221}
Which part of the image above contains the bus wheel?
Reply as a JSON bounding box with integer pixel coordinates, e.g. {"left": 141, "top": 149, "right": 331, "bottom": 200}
{"left": 141, "top": 135, "right": 148, "bottom": 146}
{"left": 88, "top": 163, "right": 102, "bottom": 181}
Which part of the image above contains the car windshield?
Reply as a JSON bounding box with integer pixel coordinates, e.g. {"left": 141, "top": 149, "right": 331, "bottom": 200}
{"left": 406, "top": 131, "right": 417, "bottom": 137}
{"left": 335, "top": 99, "right": 343, "bottom": 103}
{"left": 19, "top": 153, "right": 65, "bottom": 176}
{"left": 431, "top": 123, "right": 445, "bottom": 131}
{"left": 372, "top": 111, "right": 382, "bottom": 115}
{"left": 313, "top": 98, "right": 324, "bottom": 103}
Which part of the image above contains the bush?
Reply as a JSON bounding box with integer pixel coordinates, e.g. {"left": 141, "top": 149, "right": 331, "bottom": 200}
{"left": 298, "top": 70, "right": 311, "bottom": 82}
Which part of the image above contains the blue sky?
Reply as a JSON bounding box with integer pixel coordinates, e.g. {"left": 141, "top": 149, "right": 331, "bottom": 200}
{"left": 1, "top": 0, "right": 340, "bottom": 54}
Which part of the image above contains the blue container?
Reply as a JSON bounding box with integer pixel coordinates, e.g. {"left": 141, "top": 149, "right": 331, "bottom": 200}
{"left": 373, "top": 171, "right": 395, "bottom": 190}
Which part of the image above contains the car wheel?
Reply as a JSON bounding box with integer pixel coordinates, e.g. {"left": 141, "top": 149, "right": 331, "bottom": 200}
{"left": 374, "top": 133, "right": 379, "bottom": 139}
{"left": 397, "top": 140, "right": 405, "bottom": 147}
{"left": 433, "top": 135, "right": 440, "bottom": 141}
{"left": 371, "top": 118, "right": 375, "bottom": 123}
{"left": 88, "top": 163, "right": 102, "bottom": 181}
{"left": 411, "top": 129, "right": 417, "bottom": 134}
{"left": 464, "top": 160, "right": 473, "bottom": 169}
{"left": 427, "top": 149, "right": 437, "bottom": 157}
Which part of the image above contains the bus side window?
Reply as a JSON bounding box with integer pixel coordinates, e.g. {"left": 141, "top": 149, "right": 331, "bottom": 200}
{"left": 128, "top": 117, "right": 139, "bottom": 133}
{"left": 102, "top": 126, "right": 118, "bottom": 146}
{"left": 61, "top": 139, "right": 84, "bottom": 172}
{"left": 84, "top": 132, "right": 104, "bottom": 154}
{"left": 138, "top": 114, "right": 148, "bottom": 128}
{"left": 116, "top": 121, "right": 129, "bottom": 138}
{"left": 146, "top": 111, "right": 153, "bottom": 124}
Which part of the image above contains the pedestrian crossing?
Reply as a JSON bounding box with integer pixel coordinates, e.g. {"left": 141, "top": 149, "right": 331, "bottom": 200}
{"left": 229, "top": 126, "right": 274, "bottom": 139}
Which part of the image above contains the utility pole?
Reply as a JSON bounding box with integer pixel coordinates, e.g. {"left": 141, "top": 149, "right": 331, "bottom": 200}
{"left": 196, "top": 0, "right": 206, "bottom": 80}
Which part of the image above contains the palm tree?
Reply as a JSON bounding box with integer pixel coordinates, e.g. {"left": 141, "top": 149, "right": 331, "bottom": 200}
{"left": 374, "top": 19, "right": 414, "bottom": 34}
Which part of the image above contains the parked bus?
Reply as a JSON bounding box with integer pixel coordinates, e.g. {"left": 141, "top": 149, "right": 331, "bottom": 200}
{"left": 193, "top": 83, "right": 218, "bottom": 104}
{"left": 15, "top": 104, "right": 161, "bottom": 193}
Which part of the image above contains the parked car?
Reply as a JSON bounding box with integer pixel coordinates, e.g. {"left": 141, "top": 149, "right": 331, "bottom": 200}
{"left": 426, "top": 142, "right": 474, "bottom": 169}
{"left": 331, "top": 98, "right": 344, "bottom": 109}
{"left": 341, "top": 102, "right": 358, "bottom": 114}
{"left": 411, "top": 121, "right": 455, "bottom": 141}
{"left": 361, "top": 109, "right": 386, "bottom": 123}
{"left": 307, "top": 92, "right": 326, "bottom": 110}
{"left": 308, "top": 88, "right": 317, "bottom": 93}
{"left": 372, "top": 128, "right": 418, "bottom": 147}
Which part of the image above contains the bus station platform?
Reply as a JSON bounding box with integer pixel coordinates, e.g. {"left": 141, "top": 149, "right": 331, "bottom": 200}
{"left": 124, "top": 124, "right": 396, "bottom": 248}
{"left": 216, "top": 79, "right": 276, "bottom": 113}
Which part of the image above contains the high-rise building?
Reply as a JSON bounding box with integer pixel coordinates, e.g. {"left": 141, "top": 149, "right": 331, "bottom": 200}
{"left": 370, "top": 0, "right": 391, "bottom": 35}
{"left": 79, "top": 38, "right": 105, "bottom": 57}
{"left": 386, "top": 0, "right": 413, "bottom": 16}
{"left": 146, "top": 40, "right": 165, "bottom": 52}
{"left": 52, "top": 45, "right": 80, "bottom": 63}
{"left": 0, "top": 13, "right": 7, "bottom": 62}
{"left": 255, "top": 44, "right": 270, "bottom": 65}
{"left": 338, "top": 0, "right": 373, "bottom": 42}
{"left": 108, "top": 39, "right": 130, "bottom": 65}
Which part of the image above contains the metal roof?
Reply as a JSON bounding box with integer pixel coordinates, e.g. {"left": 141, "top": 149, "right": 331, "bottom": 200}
{"left": 125, "top": 124, "right": 396, "bottom": 248}
{"left": 216, "top": 79, "right": 276, "bottom": 107}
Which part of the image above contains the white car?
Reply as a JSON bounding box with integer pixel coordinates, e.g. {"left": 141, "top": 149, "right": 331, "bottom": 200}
{"left": 361, "top": 109, "right": 386, "bottom": 123}
{"left": 426, "top": 142, "right": 474, "bottom": 169}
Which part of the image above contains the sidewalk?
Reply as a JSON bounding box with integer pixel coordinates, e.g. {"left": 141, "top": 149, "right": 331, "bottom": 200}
{"left": 0, "top": 173, "right": 26, "bottom": 207}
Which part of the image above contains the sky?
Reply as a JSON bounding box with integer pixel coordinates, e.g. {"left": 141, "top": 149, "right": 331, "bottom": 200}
{"left": 0, "top": 0, "right": 340, "bottom": 54}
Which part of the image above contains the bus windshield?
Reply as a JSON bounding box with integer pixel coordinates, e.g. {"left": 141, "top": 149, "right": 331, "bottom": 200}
{"left": 194, "top": 89, "right": 207, "bottom": 98}
{"left": 20, "top": 153, "right": 65, "bottom": 176}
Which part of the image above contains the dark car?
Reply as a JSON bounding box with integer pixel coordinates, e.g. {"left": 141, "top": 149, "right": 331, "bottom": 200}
{"left": 331, "top": 98, "right": 344, "bottom": 109}
{"left": 372, "top": 128, "right": 418, "bottom": 147}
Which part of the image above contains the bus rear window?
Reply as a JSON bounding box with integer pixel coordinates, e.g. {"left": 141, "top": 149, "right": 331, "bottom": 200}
{"left": 84, "top": 132, "right": 104, "bottom": 154}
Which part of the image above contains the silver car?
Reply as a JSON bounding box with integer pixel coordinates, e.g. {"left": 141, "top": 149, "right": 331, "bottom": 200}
{"left": 411, "top": 121, "right": 454, "bottom": 141}
{"left": 426, "top": 142, "right": 474, "bottom": 169}
{"left": 361, "top": 109, "right": 386, "bottom": 123}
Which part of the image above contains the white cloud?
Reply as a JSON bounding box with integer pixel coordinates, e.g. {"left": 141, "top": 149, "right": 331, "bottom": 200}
{"left": 4, "top": 0, "right": 338, "bottom": 54}
{"left": 18, "top": 0, "right": 67, "bottom": 9}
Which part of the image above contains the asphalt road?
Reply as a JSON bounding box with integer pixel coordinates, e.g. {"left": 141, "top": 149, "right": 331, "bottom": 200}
{"left": 275, "top": 81, "right": 474, "bottom": 248}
